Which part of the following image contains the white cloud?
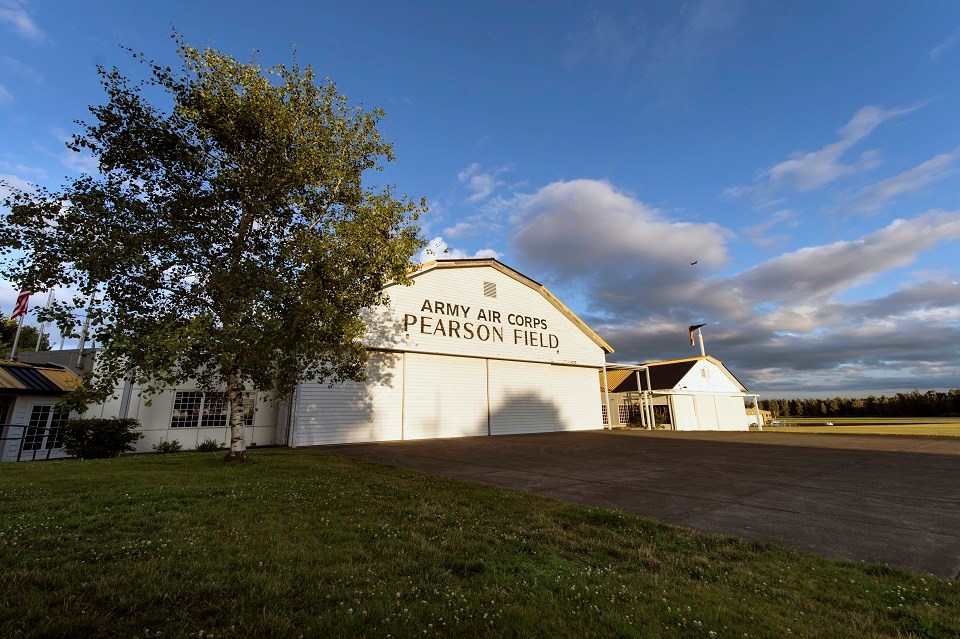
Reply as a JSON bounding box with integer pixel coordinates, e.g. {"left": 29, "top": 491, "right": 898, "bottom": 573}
{"left": 0, "top": 1, "right": 45, "bottom": 43}
{"left": 511, "top": 179, "right": 732, "bottom": 317}
{"left": 415, "top": 236, "right": 503, "bottom": 263}
{"left": 2, "top": 56, "right": 44, "bottom": 83}
{"left": 734, "top": 210, "right": 960, "bottom": 302}
{"left": 441, "top": 221, "right": 475, "bottom": 239}
{"left": 567, "top": 0, "right": 748, "bottom": 71}
{"left": 848, "top": 150, "right": 959, "bottom": 214}
{"left": 508, "top": 177, "right": 960, "bottom": 393}
{"left": 457, "top": 162, "right": 508, "bottom": 203}
{"left": 726, "top": 103, "right": 926, "bottom": 201}
{"left": 929, "top": 25, "right": 960, "bottom": 61}
{"left": 51, "top": 127, "right": 99, "bottom": 175}
{"left": 0, "top": 83, "right": 12, "bottom": 104}
{"left": 741, "top": 209, "right": 798, "bottom": 249}
{"left": 0, "top": 172, "right": 34, "bottom": 200}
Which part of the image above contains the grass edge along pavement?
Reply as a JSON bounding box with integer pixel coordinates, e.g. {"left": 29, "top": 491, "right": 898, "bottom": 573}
{"left": 1, "top": 449, "right": 957, "bottom": 638}
{"left": 764, "top": 417, "right": 960, "bottom": 437}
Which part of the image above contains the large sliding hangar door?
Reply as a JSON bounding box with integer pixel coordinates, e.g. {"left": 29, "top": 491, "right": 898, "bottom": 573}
{"left": 290, "top": 259, "right": 613, "bottom": 446}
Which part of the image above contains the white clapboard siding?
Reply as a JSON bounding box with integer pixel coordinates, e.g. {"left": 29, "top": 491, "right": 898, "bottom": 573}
{"left": 694, "top": 395, "right": 720, "bottom": 429}
{"left": 671, "top": 395, "right": 699, "bottom": 430}
{"left": 488, "top": 360, "right": 559, "bottom": 435}
{"left": 715, "top": 395, "right": 749, "bottom": 430}
{"left": 365, "top": 264, "right": 607, "bottom": 367}
{"left": 402, "top": 353, "right": 488, "bottom": 440}
{"left": 552, "top": 365, "right": 605, "bottom": 431}
{"left": 294, "top": 353, "right": 403, "bottom": 446}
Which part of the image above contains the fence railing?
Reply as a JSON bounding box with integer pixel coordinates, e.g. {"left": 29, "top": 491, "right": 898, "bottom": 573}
{"left": 0, "top": 424, "right": 72, "bottom": 462}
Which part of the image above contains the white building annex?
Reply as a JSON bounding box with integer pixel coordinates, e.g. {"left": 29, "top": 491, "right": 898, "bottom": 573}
{"left": 601, "top": 356, "right": 757, "bottom": 431}
{"left": 288, "top": 259, "right": 614, "bottom": 446}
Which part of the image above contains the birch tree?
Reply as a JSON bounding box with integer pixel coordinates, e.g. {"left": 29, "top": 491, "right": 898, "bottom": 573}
{"left": 0, "top": 37, "right": 424, "bottom": 461}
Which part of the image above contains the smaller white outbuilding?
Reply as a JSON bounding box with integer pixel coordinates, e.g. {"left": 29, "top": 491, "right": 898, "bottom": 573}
{"left": 601, "top": 356, "right": 758, "bottom": 431}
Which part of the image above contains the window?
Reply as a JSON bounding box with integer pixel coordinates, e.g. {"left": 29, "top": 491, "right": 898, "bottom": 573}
{"left": 171, "top": 391, "right": 257, "bottom": 428}
{"left": 239, "top": 392, "right": 257, "bottom": 427}
{"left": 171, "top": 392, "right": 202, "bottom": 428}
{"left": 701, "top": 368, "right": 710, "bottom": 378}
{"left": 0, "top": 397, "right": 12, "bottom": 425}
{"left": 46, "top": 411, "right": 67, "bottom": 450}
{"left": 483, "top": 281, "right": 497, "bottom": 298}
{"left": 601, "top": 405, "right": 608, "bottom": 425}
{"left": 23, "top": 405, "right": 50, "bottom": 451}
{"left": 618, "top": 405, "right": 630, "bottom": 425}
{"left": 201, "top": 393, "right": 228, "bottom": 429}
{"left": 22, "top": 405, "right": 67, "bottom": 451}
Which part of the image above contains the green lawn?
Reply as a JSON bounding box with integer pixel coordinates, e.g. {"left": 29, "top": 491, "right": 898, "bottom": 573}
{"left": 2, "top": 449, "right": 958, "bottom": 638}
{"left": 765, "top": 417, "right": 960, "bottom": 437}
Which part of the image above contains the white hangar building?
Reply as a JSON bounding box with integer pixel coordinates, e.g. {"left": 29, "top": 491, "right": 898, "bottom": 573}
{"left": 286, "top": 259, "right": 614, "bottom": 446}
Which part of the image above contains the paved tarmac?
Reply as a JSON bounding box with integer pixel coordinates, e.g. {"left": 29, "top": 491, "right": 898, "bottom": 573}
{"left": 327, "top": 430, "right": 960, "bottom": 578}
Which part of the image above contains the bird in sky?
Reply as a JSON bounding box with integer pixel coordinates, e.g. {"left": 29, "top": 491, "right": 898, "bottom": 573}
{"left": 690, "top": 260, "right": 698, "bottom": 265}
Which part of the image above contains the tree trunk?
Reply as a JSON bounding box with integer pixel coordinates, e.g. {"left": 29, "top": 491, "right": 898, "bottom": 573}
{"left": 223, "top": 372, "right": 248, "bottom": 462}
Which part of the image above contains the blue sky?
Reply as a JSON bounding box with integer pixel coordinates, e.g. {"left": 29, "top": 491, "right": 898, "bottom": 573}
{"left": 2, "top": 0, "right": 959, "bottom": 397}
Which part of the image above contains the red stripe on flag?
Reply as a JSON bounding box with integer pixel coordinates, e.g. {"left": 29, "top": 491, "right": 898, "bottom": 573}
{"left": 12, "top": 290, "right": 30, "bottom": 320}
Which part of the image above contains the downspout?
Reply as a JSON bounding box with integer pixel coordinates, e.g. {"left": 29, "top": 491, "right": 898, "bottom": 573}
{"left": 118, "top": 379, "right": 133, "bottom": 419}
{"left": 645, "top": 367, "right": 654, "bottom": 430}
{"left": 288, "top": 386, "right": 299, "bottom": 447}
{"left": 602, "top": 364, "right": 613, "bottom": 430}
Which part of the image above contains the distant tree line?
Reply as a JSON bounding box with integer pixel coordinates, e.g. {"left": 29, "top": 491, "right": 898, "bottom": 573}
{"left": 759, "top": 390, "right": 960, "bottom": 418}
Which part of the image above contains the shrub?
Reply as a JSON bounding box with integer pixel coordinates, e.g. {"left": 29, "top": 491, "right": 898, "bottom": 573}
{"left": 153, "top": 439, "right": 183, "bottom": 454}
{"left": 196, "top": 438, "right": 222, "bottom": 453}
{"left": 62, "top": 418, "right": 144, "bottom": 459}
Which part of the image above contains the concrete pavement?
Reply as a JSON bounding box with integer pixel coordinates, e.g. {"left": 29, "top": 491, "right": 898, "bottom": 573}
{"left": 325, "top": 430, "right": 960, "bottom": 578}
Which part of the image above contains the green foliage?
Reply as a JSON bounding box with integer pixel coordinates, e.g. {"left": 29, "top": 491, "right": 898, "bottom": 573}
{"left": 761, "top": 388, "right": 960, "bottom": 418}
{"left": 62, "top": 417, "right": 143, "bottom": 459}
{"left": 152, "top": 439, "right": 182, "bottom": 454}
{"left": 0, "top": 449, "right": 958, "bottom": 637}
{"left": 0, "top": 35, "right": 425, "bottom": 456}
{"left": 0, "top": 315, "right": 51, "bottom": 353}
{"left": 196, "top": 438, "right": 222, "bottom": 452}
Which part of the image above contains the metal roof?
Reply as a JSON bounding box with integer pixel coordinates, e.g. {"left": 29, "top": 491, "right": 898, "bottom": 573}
{"left": 601, "top": 360, "right": 697, "bottom": 392}
{"left": 0, "top": 360, "right": 82, "bottom": 395}
{"left": 601, "top": 355, "right": 749, "bottom": 393}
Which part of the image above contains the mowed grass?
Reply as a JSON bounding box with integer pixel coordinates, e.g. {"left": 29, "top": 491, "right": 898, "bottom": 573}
{"left": 2, "top": 450, "right": 958, "bottom": 638}
{"left": 765, "top": 417, "right": 960, "bottom": 437}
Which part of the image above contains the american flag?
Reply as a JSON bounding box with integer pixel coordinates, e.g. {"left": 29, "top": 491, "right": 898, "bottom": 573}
{"left": 688, "top": 323, "right": 706, "bottom": 346}
{"left": 11, "top": 290, "right": 30, "bottom": 320}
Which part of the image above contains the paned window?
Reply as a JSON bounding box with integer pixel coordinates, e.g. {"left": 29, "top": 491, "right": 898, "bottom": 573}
{"left": 171, "top": 391, "right": 257, "bottom": 428}
{"left": 22, "top": 405, "right": 67, "bottom": 451}
{"left": 601, "top": 405, "right": 609, "bottom": 425}
{"left": 618, "top": 405, "right": 630, "bottom": 425}
{"left": 23, "top": 405, "right": 50, "bottom": 451}
{"left": 200, "top": 393, "right": 228, "bottom": 429}
{"left": 239, "top": 392, "right": 257, "bottom": 427}
{"left": 171, "top": 392, "right": 202, "bottom": 428}
{"left": 46, "top": 411, "right": 67, "bottom": 449}
{"left": 0, "top": 397, "right": 12, "bottom": 425}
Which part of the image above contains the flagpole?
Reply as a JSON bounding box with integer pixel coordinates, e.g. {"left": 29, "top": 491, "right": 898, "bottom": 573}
{"left": 9, "top": 315, "right": 25, "bottom": 360}
{"left": 698, "top": 327, "right": 706, "bottom": 357}
{"left": 35, "top": 290, "right": 54, "bottom": 351}
{"left": 76, "top": 291, "right": 97, "bottom": 369}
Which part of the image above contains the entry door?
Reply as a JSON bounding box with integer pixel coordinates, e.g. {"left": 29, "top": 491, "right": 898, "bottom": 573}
{"left": 16, "top": 402, "right": 69, "bottom": 461}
